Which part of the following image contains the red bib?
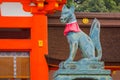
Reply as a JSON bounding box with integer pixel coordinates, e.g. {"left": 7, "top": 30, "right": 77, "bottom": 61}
{"left": 64, "top": 22, "right": 81, "bottom": 36}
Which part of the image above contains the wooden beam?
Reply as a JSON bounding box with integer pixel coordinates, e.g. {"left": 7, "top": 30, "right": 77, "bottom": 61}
{"left": 0, "top": 39, "right": 31, "bottom": 50}
{"left": 48, "top": 12, "right": 120, "bottom": 27}
{"left": 105, "top": 66, "right": 120, "bottom": 70}
{"left": 48, "top": 63, "right": 120, "bottom": 71}
{"left": 0, "top": 17, "right": 32, "bottom": 28}
{"left": 0, "top": 76, "right": 30, "bottom": 78}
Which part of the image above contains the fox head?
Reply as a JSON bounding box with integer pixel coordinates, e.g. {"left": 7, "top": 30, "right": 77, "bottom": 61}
{"left": 60, "top": 5, "right": 76, "bottom": 23}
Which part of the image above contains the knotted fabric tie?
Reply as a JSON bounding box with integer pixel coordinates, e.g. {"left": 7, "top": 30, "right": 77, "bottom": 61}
{"left": 64, "top": 21, "right": 81, "bottom": 36}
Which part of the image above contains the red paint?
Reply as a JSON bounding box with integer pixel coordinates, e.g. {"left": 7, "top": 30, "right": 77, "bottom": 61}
{"left": 0, "top": 0, "right": 66, "bottom": 80}
{"left": 64, "top": 21, "right": 81, "bottom": 36}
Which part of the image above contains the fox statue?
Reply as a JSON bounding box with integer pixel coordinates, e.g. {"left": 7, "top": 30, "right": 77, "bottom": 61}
{"left": 60, "top": 5, "right": 102, "bottom": 64}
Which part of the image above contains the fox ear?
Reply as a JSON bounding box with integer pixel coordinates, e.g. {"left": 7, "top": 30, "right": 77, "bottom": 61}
{"left": 62, "top": 5, "right": 68, "bottom": 11}
{"left": 70, "top": 6, "right": 75, "bottom": 12}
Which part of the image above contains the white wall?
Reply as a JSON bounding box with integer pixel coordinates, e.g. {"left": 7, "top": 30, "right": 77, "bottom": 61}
{"left": 0, "top": 2, "right": 32, "bottom": 16}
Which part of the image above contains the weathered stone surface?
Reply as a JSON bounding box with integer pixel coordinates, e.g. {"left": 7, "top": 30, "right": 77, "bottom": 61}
{"left": 53, "top": 5, "right": 112, "bottom": 80}
{"left": 54, "top": 60, "right": 112, "bottom": 80}
{"left": 54, "top": 65, "right": 112, "bottom": 80}
{"left": 59, "top": 60, "right": 104, "bottom": 70}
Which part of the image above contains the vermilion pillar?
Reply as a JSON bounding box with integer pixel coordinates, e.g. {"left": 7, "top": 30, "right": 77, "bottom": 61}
{"left": 0, "top": 0, "right": 66, "bottom": 80}
{"left": 31, "top": 15, "right": 48, "bottom": 80}
{"left": 0, "top": 15, "right": 48, "bottom": 80}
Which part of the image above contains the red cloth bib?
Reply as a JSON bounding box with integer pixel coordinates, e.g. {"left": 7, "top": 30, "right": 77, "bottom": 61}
{"left": 64, "top": 22, "right": 81, "bottom": 36}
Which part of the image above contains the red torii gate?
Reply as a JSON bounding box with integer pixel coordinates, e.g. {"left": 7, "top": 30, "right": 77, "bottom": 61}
{"left": 0, "top": 0, "right": 66, "bottom": 80}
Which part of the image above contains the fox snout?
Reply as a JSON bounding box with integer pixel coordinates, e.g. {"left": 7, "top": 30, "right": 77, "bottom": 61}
{"left": 60, "top": 17, "right": 64, "bottom": 21}
{"left": 60, "top": 16, "right": 66, "bottom": 23}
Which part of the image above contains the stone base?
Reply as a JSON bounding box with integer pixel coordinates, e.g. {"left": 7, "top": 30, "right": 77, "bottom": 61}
{"left": 59, "top": 60, "right": 104, "bottom": 70}
{"left": 54, "top": 60, "right": 112, "bottom": 80}
{"left": 54, "top": 69, "right": 112, "bottom": 80}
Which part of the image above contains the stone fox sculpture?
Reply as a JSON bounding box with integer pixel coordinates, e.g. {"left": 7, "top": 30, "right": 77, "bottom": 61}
{"left": 60, "top": 5, "right": 102, "bottom": 63}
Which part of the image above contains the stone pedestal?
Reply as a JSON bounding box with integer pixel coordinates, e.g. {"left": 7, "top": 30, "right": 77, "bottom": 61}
{"left": 54, "top": 60, "right": 112, "bottom": 80}
{"left": 54, "top": 69, "right": 112, "bottom": 80}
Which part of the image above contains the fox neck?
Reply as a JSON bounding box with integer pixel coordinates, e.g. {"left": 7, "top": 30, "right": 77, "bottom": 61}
{"left": 67, "top": 14, "right": 77, "bottom": 24}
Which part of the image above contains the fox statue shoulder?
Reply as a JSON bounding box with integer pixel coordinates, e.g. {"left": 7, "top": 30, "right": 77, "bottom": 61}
{"left": 60, "top": 5, "right": 102, "bottom": 65}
